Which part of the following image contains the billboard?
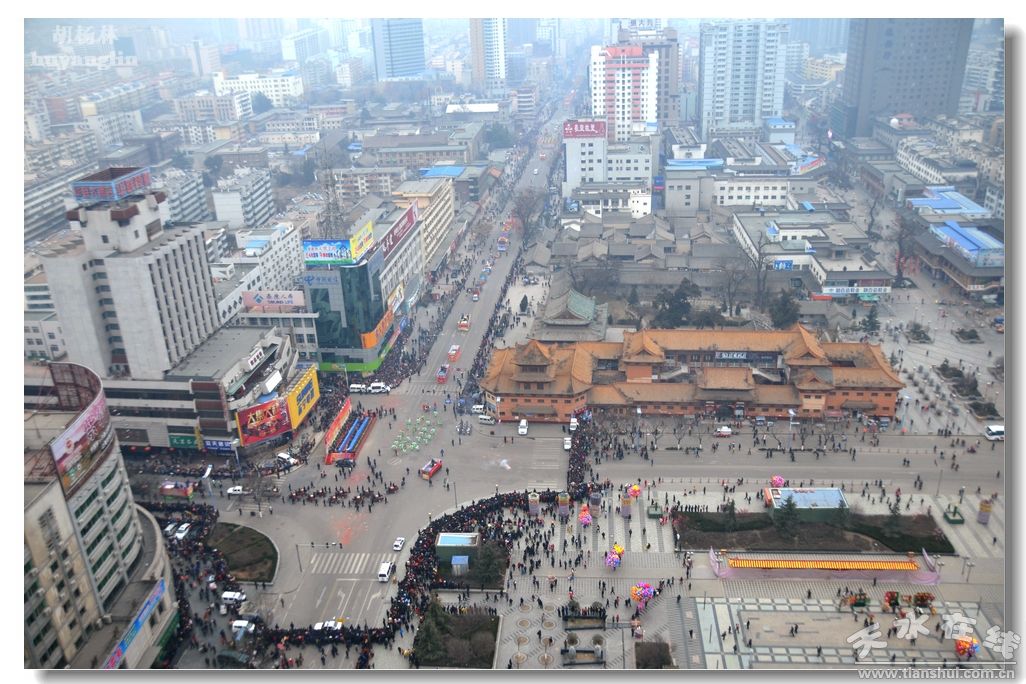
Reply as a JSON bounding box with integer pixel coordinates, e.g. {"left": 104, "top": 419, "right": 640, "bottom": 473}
{"left": 50, "top": 391, "right": 115, "bottom": 495}
{"left": 104, "top": 579, "right": 166, "bottom": 669}
{"left": 361, "top": 308, "right": 395, "bottom": 349}
{"left": 286, "top": 366, "right": 320, "bottom": 429}
{"left": 562, "top": 120, "right": 606, "bottom": 139}
{"left": 381, "top": 205, "right": 418, "bottom": 260}
{"left": 303, "top": 223, "right": 376, "bottom": 266}
{"left": 324, "top": 397, "right": 352, "bottom": 455}
{"left": 349, "top": 221, "right": 375, "bottom": 262}
{"left": 242, "top": 291, "right": 306, "bottom": 308}
{"left": 236, "top": 397, "right": 290, "bottom": 447}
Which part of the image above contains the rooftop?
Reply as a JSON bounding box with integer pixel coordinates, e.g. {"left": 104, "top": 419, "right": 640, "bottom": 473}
{"left": 766, "top": 487, "right": 848, "bottom": 510}
{"left": 165, "top": 326, "right": 274, "bottom": 380}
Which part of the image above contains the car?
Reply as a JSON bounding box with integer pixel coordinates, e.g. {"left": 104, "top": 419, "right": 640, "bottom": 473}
{"left": 226, "top": 486, "right": 245, "bottom": 496}
{"left": 163, "top": 522, "right": 178, "bottom": 537}
{"left": 348, "top": 383, "right": 368, "bottom": 394}
{"left": 175, "top": 522, "right": 192, "bottom": 540}
{"left": 313, "top": 620, "right": 339, "bottom": 632}
{"left": 393, "top": 537, "right": 406, "bottom": 551}
{"left": 231, "top": 620, "right": 256, "bottom": 634}
{"left": 533, "top": 169, "right": 539, "bottom": 175}
{"left": 563, "top": 437, "right": 572, "bottom": 451}
{"left": 714, "top": 426, "right": 732, "bottom": 438}
{"left": 369, "top": 382, "right": 391, "bottom": 394}
{"left": 518, "top": 419, "right": 529, "bottom": 435}
{"left": 276, "top": 453, "right": 298, "bottom": 467}
{"left": 420, "top": 459, "right": 443, "bottom": 480}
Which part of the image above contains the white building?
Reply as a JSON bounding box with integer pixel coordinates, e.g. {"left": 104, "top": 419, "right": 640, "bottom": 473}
{"left": 212, "top": 167, "right": 274, "bottom": 229}
{"left": 281, "top": 28, "right": 326, "bottom": 62}
{"left": 85, "top": 110, "right": 145, "bottom": 149}
{"left": 40, "top": 168, "right": 221, "bottom": 380}
{"left": 698, "top": 20, "right": 788, "bottom": 140}
{"left": 228, "top": 222, "right": 304, "bottom": 291}
{"left": 212, "top": 70, "right": 304, "bottom": 108}
{"left": 589, "top": 44, "right": 659, "bottom": 142}
{"left": 561, "top": 119, "right": 656, "bottom": 198}
{"left": 187, "top": 40, "right": 222, "bottom": 77}
{"left": 152, "top": 169, "right": 209, "bottom": 224}
{"left": 392, "top": 178, "right": 455, "bottom": 273}
{"left": 469, "top": 18, "right": 508, "bottom": 96}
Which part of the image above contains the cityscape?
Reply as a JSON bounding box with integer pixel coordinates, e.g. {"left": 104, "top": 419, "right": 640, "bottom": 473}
{"left": 22, "top": 16, "right": 1012, "bottom": 673}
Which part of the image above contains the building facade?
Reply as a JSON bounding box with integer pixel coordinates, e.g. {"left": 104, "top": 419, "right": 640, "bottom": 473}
{"left": 173, "top": 91, "right": 252, "bottom": 123}
{"left": 469, "top": 18, "right": 508, "bottom": 96}
{"left": 212, "top": 70, "right": 304, "bottom": 108}
{"left": 392, "top": 178, "right": 455, "bottom": 274}
{"left": 371, "top": 19, "right": 426, "bottom": 81}
{"left": 589, "top": 44, "right": 659, "bottom": 142}
{"left": 212, "top": 168, "right": 273, "bottom": 229}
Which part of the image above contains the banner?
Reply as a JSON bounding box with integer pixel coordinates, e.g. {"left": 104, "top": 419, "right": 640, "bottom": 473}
{"left": 381, "top": 204, "right": 418, "bottom": 260}
{"left": 324, "top": 397, "right": 352, "bottom": 455}
{"left": 360, "top": 308, "right": 395, "bottom": 349}
{"left": 50, "top": 391, "right": 114, "bottom": 495}
{"left": 236, "top": 397, "right": 290, "bottom": 447}
{"left": 562, "top": 120, "right": 606, "bottom": 139}
{"left": 286, "top": 366, "right": 320, "bottom": 429}
{"left": 104, "top": 579, "right": 165, "bottom": 669}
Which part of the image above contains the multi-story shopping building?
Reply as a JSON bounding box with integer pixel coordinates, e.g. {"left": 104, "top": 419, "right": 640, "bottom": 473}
{"left": 24, "top": 361, "right": 177, "bottom": 668}
{"left": 40, "top": 167, "right": 221, "bottom": 380}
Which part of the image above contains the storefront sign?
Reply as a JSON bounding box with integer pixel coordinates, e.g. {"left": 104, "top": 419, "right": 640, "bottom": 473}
{"left": 50, "top": 391, "right": 114, "bottom": 495}
{"left": 821, "top": 286, "right": 891, "bottom": 295}
{"left": 242, "top": 291, "right": 306, "bottom": 308}
{"left": 360, "top": 308, "right": 394, "bottom": 349}
{"left": 203, "top": 439, "right": 235, "bottom": 453}
{"left": 562, "top": 120, "right": 606, "bottom": 138}
{"left": 715, "top": 351, "right": 748, "bottom": 360}
{"left": 169, "top": 435, "right": 197, "bottom": 449}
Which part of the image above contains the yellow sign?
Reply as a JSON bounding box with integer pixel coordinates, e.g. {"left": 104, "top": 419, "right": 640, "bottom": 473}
{"left": 350, "top": 221, "right": 375, "bottom": 263}
{"left": 286, "top": 366, "right": 320, "bottom": 429}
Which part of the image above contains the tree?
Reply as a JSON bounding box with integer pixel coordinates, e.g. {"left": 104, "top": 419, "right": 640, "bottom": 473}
{"left": 865, "top": 196, "right": 882, "bottom": 237}
{"left": 651, "top": 278, "right": 700, "bottom": 328}
{"left": 724, "top": 499, "right": 738, "bottom": 533}
{"left": 627, "top": 285, "right": 639, "bottom": 306}
{"left": 774, "top": 495, "right": 800, "bottom": 540}
{"left": 250, "top": 92, "right": 273, "bottom": 114}
{"left": 745, "top": 230, "right": 773, "bottom": 310}
{"left": 519, "top": 295, "right": 529, "bottom": 314}
{"left": 511, "top": 190, "right": 545, "bottom": 242}
{"left": 893, "top": 209, "right": 920, "bottom": 284}
{"left": 300, "top": 158, "right": 316, "bottom": 185}
{"left": 413, "top": 604, "right": 448, "bottom": 664}
{"left": 170, "top": 148, "right": 191, "bottom": 170}
{"left": 769, "top": 289, "right": 800, "bottom": 329}
{"left": 691, "top": 307, "right": 725, "bottom": 330}
{"left": 885, "top": 500, "right": 902, "bottom": 537}
{"left": 468, "top": 541, "right": 506, "bottom": 587}
{"left": 835, "top": 501, "right": 851, "bottom": 529}
{"left": 484, "top": 124, "right": 514, "bottom": 148}
{"left": 862, "top": 305, "right": 880, "bottom": 334}
{"left": 716, "top": 257, "right": 749, "bottom": 316}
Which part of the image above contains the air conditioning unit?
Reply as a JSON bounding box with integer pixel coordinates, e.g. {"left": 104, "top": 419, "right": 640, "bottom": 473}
{"left": 102, "top": 614, "right": 112, "bottom": 624}
{"left": 48, "top": 549, "right": 57, "bottom": 560}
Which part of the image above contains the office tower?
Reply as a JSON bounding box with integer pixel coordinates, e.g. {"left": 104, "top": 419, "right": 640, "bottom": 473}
{"left": 281, "top": 28, "right": 326, "bottom": 63}
{"left": 608, "top": 18, "right": 664, "bottom": 44}
{"left": 697, "top": 20, "right": 788, "bottom": 140}
{"left": 371, "top": 19, "right": 426, "bottom": 81}
{"left": 40, "top": 168, "right": 220, "bottom": 380}
{"left": 613, "top": 25, "right": 681, "bottom": 129}
{"left": 833, "top": 19, "right": 973, "bottom": 138}
{"left": 786, "top": 18, "right": 849, "bottom": 55}
{"left": 506, "top": 18, "right": 538, "bottom": 48}
{"left": 469, "top": 18, "right": 508, "bottom": 96}
{"left": 24, "top": 361, "right": 177, "bottom": 668}
{"left": 186, "top": 40, "right": 221, "bottom": 77}
{"left": 590, "top": 44, "right": 659, "bottom": 142}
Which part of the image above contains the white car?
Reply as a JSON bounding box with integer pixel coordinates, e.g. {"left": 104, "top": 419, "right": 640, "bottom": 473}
{"left": 313, "top": 620, "right": 339, "bottom": 632}
{"left": 714, "top": 426, "right": 733, "bottom": 438}
{"left": 563, "top": 437, "right": 572, "bottom": 451}
{"left": 175, "top": 522, "right": 192, "bottom": 540}
{"left": 369, "top": 382, "right": 391, "bottom": 394}
{"left": 163, "top": 522, "right": 178, "bottom": 537}
{"left": 533, "top": 169, "right": 539, "bottom": 175}
{"left": 226, "top": 486, "right": 245, "bottom": 496}
{"left": 392, "top": 537, "right": 406, "bottom": 551}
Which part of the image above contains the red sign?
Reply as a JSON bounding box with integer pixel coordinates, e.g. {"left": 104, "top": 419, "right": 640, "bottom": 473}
{"left": 324, "top": 397, "right": 352, "bottom": 456}
{"left": 236, "top": 397, "right": 290, "bottom": 447}
{"left": 381, "top": 205, "right": 418, "bottom": 260}
{"left": 562, "top": 120, "right": 606, "bottom": 139}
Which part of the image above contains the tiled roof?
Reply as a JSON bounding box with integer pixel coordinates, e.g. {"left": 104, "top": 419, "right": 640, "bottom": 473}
{"left": 699, "top": 367, "right": 755, "bottom": 390}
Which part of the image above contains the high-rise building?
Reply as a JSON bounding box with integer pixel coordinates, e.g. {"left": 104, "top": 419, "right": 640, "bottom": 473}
{"left": 392, "top": 178, "right": 455, "bottom": 273}
{"left": 186, "top": 40, "right": 221, "bottom": 77}
{"left": 212, "top": 167, "right": 274, "bottom": 229}
{"left": 697, "top": 20, "right": 788, "bottom": 140}
{"left": 281, "top": 28, "right": 326, "bottom": 63}
{"left": 607, "top": 18, "right": 664, "bottom": 44}
{"left": 506, "top": 19, "right": 538, "bottom": 49}
{"left": 832, "top": 19, "right": 973, "bottom": 138}
{"left": 40, "top": 167, "right": 221, "bottom": 380}
{"left": 786, "top": 18, "right": 849, "bottom": 56}
{"left": 370, "top": 19, "right": 426, "bottom": 81}
{"left": 612, "top": 26, "right": 680, "bottom": 129}
{"left": 152, "top": 169, "right": 210, "bottom": 224}
{"left": 469, "top": 19, "right": 508, "bottom": 96}
{"left": 24, "top": 362, "right": 177, "bottom": 669}
{"left": 590, "top": 44, "right": 659, "bottom": 142}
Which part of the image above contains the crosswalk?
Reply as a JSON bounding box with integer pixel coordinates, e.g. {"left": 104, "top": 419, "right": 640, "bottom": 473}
{"left": 308, "top": 551, "right": 397, "bottom": 576}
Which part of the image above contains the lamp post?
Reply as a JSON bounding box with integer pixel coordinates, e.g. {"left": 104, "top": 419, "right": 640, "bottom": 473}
{"left": 965, "top": 561, "right": 975, "bottom": 583}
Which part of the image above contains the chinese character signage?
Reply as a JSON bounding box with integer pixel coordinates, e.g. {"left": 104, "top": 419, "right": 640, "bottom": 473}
{"left": 286, "top": 366, "right": 320, "bottom": 429}
{"left": 714, "top": 351, "right": 748, "bottom": 361}
{"left": 50, "top": 391, "right": 115, "bottom": 495}
{"left": 242, "top": 291, "right": 306, "bottom": 308}
{"left": 381, "top": 205, "right": 418, "bottom": 260}
{"left": 821, "top": 286, "right": 892, "bottom": 295}
{"left": 303, "top": 239, "right": 354, "bottom": 266}
{"left": 236, "top": 397, "right": 291, "bottom": 447}
{"left": 562, "top": 120, "right": 607, "bottom": 139}
{"left": 349, "top": 221, "right": 375, "bottom": 262}
{"left": 360, "top": 308, "right": 395, "bottom": 349}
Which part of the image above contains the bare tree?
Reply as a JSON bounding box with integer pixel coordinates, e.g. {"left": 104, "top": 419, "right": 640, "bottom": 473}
{"left": 511, "top": 189, "right": 545, "bottom": 242}
{"left": 893, "top": 209, "right": 921, "bottom": 283}
{"left": 744, "top": 231, "right": 773, "bottom": 310}
{"left": 865, "top": 195, "right": 882, "bottom": 237}
{"left": 716, "top": 257, "right": 749, "bottom": 316}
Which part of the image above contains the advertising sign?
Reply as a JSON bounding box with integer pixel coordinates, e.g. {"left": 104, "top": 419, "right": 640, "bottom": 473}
{"left": 360, "top": 308, "right": 395, "bottom": 349}
{"left": 286, "top": 366, "right": 320, "bottom": 429}
{"left": 821, "top": 285, "right": 892, "bottom": 295}
{"left": 50, "top": 391, "right": 114, "bottom": 495}
{"left": 203, "top": 439, "right": 235, "bottom": 453}
{"left": 387, "top": 282, "right": 405, "bottom": 314}
{"left": 73, "top": 167, "right": 152, "bottom": 204}
{"left": 236, "top": 397, "right": 290, "bottom": 447}
{"left": 349, "top": 221, "right": 375, "bottom": 262}
{"left": 324, "top": 397, "right": 352, "bottom": 455}
{"left": 104, "top": 579, "right": 166, "bottom": 669}
{"left": 242, "top": 291, "right": 306, "bottom": 308}
{"left": 303, "top": 239, "right": 353, "bottom": 266}
{"left": 562, "top": 120, "right": 607, "bottom": 139}
{"left": 169, "top": 435, "right": 198, "bottom": 449}
{"left": 773, "top": 259, "right": 794, "bottom": 271}
{"left": 381, "top": 205, "right": 418, "bottom": 260}
{"left": 715, "top": 351, "right": 748, "bottom": 361}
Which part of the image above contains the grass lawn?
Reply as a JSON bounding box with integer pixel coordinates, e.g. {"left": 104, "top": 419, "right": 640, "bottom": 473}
{"left": 206, "top": 523, "right": 278, "bottom": 582}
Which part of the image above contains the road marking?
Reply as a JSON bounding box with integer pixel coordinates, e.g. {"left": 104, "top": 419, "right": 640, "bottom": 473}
{"left": 315, "top": 585, "right": 327, "bottom": 608}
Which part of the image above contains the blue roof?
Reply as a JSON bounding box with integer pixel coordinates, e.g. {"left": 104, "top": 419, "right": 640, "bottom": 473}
{"left": 908, "top": 186, "right": 988, "bottom": 215}
{"left": 666, "top": 158, "right": 724, "bottom": 169}
{"left": 452, "top": 555, "right": 469, "bottom": 565}
{"left": 935, "top": 222, "right": 1003, "bottom": 251}
{"left": 245, "top": 238, "right": 269, "bottom": 250}
{"left": 765, "top": 117, "right": 794, "bottom": 127}
{"left": 771, "top": 487, "right": 848, "bottom": 509}
{"left": 420, "top": 166, "right": 465, "bottom": 178}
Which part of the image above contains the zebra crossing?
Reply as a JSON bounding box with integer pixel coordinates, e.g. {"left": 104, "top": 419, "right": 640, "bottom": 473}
{"left": 308, "top": 551, "right": 396, "bottom": 576}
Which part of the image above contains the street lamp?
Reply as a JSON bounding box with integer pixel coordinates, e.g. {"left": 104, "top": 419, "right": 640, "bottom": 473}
{"left": 965, "top": 561, "right": 975, "bottom": 583}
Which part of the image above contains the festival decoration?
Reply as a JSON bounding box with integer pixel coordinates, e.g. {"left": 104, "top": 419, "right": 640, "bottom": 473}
{"left": 605, "top": 553, "right": 621, "bottom": 568}
{"left": 630, "top": 583, "right": 655, "bottom": 605}
{"left": 628, "top": 484, "right": 641, "bottom": 498}
{"left": 954, "top": 637, "right": 980, "bottom": 658}
{"left": 771, "top": 475, "right": 785, "bottom": 488}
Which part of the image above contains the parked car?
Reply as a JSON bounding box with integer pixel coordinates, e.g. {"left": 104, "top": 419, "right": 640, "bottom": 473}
{"left": 175, "top": 522, "right": 192, "bottom": 540}
{"left": 369, "top": 382, "right": 391, "bottom": 394}
{"left": 393, "top": 537, "right": 406, "bottom": 551}
{"left": 226, "top": 486, "right": 246, "bottom": 496}
{"left": 348, "top": 383, "right": 368, "bottom": 394}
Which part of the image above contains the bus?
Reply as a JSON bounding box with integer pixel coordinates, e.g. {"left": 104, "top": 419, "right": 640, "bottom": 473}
{"left": 984, "top": 425, "right": 1004, "bottom": 441}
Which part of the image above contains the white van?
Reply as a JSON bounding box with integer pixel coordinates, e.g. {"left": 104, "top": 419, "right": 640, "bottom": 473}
{"left": 569, "top": 417, "right": 579, "bottom": 432}
{"left": 276, "top": 453, "right": 298, "bottom": 467}
{"left": 348, "top": 383, "right": 368, "bottom": 394}
{"left": 518, "top": 419, "right": 529, "bottom": 435}
{"left": 221, "top": 591, "right": 247, "bottom": 606}
{"left": 984, "top": 425, "right": 1005, "bottom": 441}
{"left": 478, "top": 414, "right": 497, "bottom": 425}
{"left": 369, "top": 382, "right": 391, "bottom": 394}
{"left": 470, "top": 405, "right": 485, "bottom": 415}
{"left": 377, "top": 561, "right": 395, "bottom": 582}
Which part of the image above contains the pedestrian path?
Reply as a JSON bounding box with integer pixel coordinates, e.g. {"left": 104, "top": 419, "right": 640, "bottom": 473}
{"left": 307, "top": 551, "right": 396, "bottom": 576}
